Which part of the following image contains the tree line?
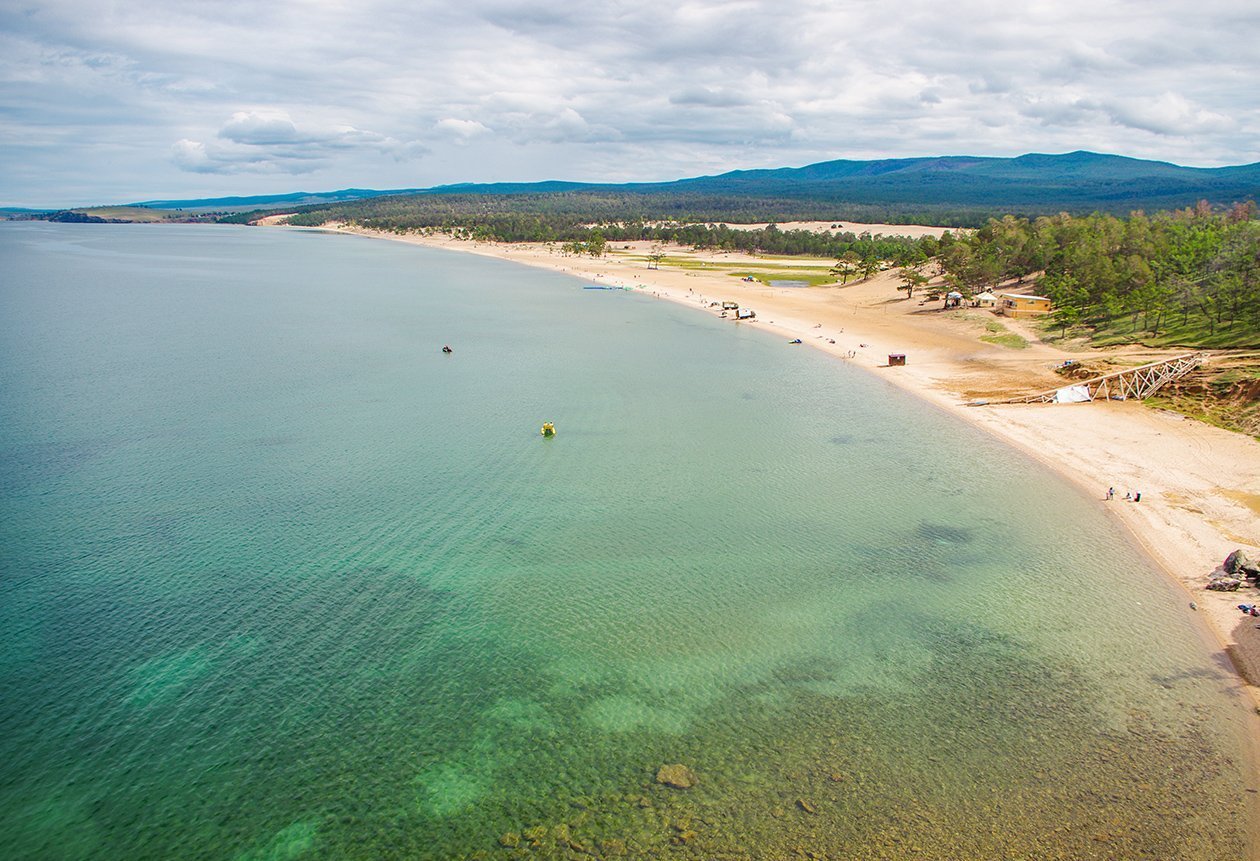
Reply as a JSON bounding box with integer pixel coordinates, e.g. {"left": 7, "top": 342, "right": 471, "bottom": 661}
{"left": 220, "top": 189, "right": 995, "bottom": 231}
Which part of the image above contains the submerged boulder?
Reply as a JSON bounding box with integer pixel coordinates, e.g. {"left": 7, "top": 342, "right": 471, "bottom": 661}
{"left": 655, "top": 763, "right": 697, "bottom": 788}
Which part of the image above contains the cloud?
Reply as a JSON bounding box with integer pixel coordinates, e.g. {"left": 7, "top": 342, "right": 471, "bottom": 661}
{"left": 435, "top": 118, "right": 492, "bottom": 139}
{"left": 2, "top": 0, "right": 1259, "bottom": 205}
{"left": 170, "top": 139, "right": 214, "bottom": 173}
{"left": 219, "top": 111, "right": 305, "bottom": 145}
{"left": 170, "top": 137, "right": 320, "bottom": 175}
{"left": 169, "top": 111, "right": 427, "bottom": 175}
{"left": 669, "top": 87, "right": 752, "bottom": 108}
{"left": 1100, "top": 93, "right": 1234, "bottom": 137}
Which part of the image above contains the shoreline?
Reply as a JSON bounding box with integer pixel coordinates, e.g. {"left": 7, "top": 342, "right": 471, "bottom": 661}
{"left": 315, "top": 225, "right": 1260, "bottom": 688}
{"left": 295, "top": 224, "right": 1260, "bottom": 773}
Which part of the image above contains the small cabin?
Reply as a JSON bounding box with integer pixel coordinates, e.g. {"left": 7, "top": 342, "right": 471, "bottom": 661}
{"left": 998, "top": 293, "right": 1052, "bottom": 318}
{"left": 736, "top": 308, "right": 756, "bottom": 320}
{"left": 722, "top": 301, "right": 739, "bottom": 310}
{"left": 888, "top": 353, "right": 906, "bottom": 366}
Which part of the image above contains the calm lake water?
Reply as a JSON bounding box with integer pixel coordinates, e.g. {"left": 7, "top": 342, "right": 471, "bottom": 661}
{"left": 0, "top": 222, "right": 1254, "bottom": 860}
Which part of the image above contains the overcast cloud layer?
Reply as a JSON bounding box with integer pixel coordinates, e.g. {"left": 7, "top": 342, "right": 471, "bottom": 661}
{"left": 2, "top": 0, "right": 1258, "bottom": 207}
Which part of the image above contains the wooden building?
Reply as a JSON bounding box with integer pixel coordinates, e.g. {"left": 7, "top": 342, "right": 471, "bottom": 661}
{"left": 998, "top": 293, "right": 1052, "bottom": 318}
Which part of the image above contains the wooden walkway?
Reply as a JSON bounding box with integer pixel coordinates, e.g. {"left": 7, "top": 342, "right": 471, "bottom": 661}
{"left": 971, "top": 352, "right": 1207, "bottom": 406}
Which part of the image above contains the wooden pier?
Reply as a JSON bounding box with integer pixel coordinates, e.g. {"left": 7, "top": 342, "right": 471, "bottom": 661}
{"left": 973, "top": 352, "right": 1207, "bottom": 406}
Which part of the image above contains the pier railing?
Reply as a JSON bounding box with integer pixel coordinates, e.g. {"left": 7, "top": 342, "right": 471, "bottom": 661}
{"left": 973, "top": 352, "right": 1207, "bottom": 405}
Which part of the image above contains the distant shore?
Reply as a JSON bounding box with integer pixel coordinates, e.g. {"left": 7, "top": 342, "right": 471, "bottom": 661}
{"left": 285, "top": 222, "right": 1260, "bottom": 711}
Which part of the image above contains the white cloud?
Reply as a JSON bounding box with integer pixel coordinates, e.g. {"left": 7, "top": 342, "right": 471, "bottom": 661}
{"left": 171, "top": 139, "right": 214, "bottom": 173}
{"left": 165, "top": 111, "right": 428, "bottom": 175}
{"left": 1101, "top": 93, "right": 1234, "bottom": 137}
{"left": 435, "top": 118, "right": 492, "bottom": 139}
{"left": 219, "top": 111, "right": 305, "bottom": 145}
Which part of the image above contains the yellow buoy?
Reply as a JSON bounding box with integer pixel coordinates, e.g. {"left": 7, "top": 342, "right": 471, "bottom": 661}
{"left": 541, "top": 422, "right": 556, "bottom": 437}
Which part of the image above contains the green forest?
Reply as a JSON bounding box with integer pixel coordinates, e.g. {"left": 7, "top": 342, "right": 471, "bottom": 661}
{"left": 933, "top": 202, "right": 1260, "bottom": 348}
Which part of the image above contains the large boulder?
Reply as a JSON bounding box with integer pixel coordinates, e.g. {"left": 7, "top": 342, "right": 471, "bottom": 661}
{"left": 655, "top": 764, "right": 697, "bottom": 789}
{"left": 1207, "top": 577, "right": 1243, "bottom": 591}
{"left": 1223, "top": 550, "right": 1259, "bottom": 579}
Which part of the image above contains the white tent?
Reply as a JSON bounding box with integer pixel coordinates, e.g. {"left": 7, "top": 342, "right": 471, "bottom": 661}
{"left": 1052, "top": 385, "right": 1091, "bottom": 404}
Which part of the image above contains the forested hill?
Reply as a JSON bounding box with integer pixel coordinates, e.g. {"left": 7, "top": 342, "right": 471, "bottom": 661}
{"left": 650, "top": 151, "right": 1260, "bottom": 213}
{"left": 365, "top": 150, "right": 1260, "bottom": 219}
{"left": 176, "top": 152, "right": 1258, "bottom": 225}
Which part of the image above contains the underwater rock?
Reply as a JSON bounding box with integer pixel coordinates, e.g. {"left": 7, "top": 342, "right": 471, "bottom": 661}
{"left": 655, "top": 763, "right": 697, "bottom": 788}
{"left": 498, "top": 832, "right": 520, "bottom": 848}
{"left": 796, "top": 798, "right": 818, "bottom": 814}
{"left": 599, "top": 838, "right": 626, "bottom": 856}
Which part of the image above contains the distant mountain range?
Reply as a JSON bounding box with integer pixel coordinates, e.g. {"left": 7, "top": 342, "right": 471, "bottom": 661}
{"left": 11, "top": 151, "right": 1259, "bottom": 220}
{"left": 132, "top": 188, "right": 423, "bottom": 211}
{"left": 654, "top": 151, "right": 1260, "bottom": 210}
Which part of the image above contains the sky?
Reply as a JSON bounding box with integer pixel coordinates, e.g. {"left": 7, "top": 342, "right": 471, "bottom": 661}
{"left": 2, "top": 0, "right": 1258, "bottom": 208}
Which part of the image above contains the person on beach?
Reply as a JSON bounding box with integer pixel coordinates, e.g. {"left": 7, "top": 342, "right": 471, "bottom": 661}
{"left": 1106, "top": 487, "right": 1115, "bottom": 500}
{"left": 1124, "top": 492, "right": 1132, "bottom": 501}
{"left": 1134, "top": 491, "right": 1141, "bottom": 502}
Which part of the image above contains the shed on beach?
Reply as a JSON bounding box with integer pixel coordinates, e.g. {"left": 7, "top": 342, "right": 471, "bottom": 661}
{"left": 998, "top": 293, "right": 1052, "bottom": 318}
{"left": 736, "top": 308, "right": 756, "bottom": 320}
{"left": 888, "top": 353, "right": 906, "bottom": 366}
{"left": 722, "top": 301, "right": 739, "bottom": 310}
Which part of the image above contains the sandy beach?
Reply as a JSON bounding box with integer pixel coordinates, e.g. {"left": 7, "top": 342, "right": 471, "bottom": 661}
{"left": 294, "top": 223, "right": 1260, "bottom": 711}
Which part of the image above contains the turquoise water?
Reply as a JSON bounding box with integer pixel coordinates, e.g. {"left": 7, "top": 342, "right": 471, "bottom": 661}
{"left": 0, "top": 222, "right": 1253, "bottom": 860}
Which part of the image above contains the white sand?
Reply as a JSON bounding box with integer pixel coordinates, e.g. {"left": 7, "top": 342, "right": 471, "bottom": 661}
{"left": 697, "top": 220, "right": 958, "bottom": 239}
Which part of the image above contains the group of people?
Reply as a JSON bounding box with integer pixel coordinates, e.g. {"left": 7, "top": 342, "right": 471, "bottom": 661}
{"left": 1105, "top": 486, "right": 1141, "bottom": 502}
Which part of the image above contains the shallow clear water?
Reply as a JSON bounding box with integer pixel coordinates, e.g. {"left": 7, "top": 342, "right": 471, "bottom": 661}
{"left": 0, "top": 222, "right": 1253, "bottom": 860}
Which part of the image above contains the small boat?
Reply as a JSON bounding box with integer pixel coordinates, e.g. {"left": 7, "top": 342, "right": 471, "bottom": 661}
{"left": 442, "top": 345, "right": 453, "bottom": 354}
{"left": 788, "top": 338, "right": 802, "bottom": 344}
{"left": 540, "top": 422, "right": 556, "bottom": 437}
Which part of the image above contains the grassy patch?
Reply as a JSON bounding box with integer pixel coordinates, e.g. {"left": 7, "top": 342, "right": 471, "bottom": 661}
{"left": 610, "top": 251, "right": 838, "bottom": 286}
{"left": 727, "top": 270, "right": 836, "bottom": 286}
{"left": 1084, "top": 316, "right": 1259, "bottom": 350}
{"left": 980, "top": 320, "right": 1029, "bottom": 349}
